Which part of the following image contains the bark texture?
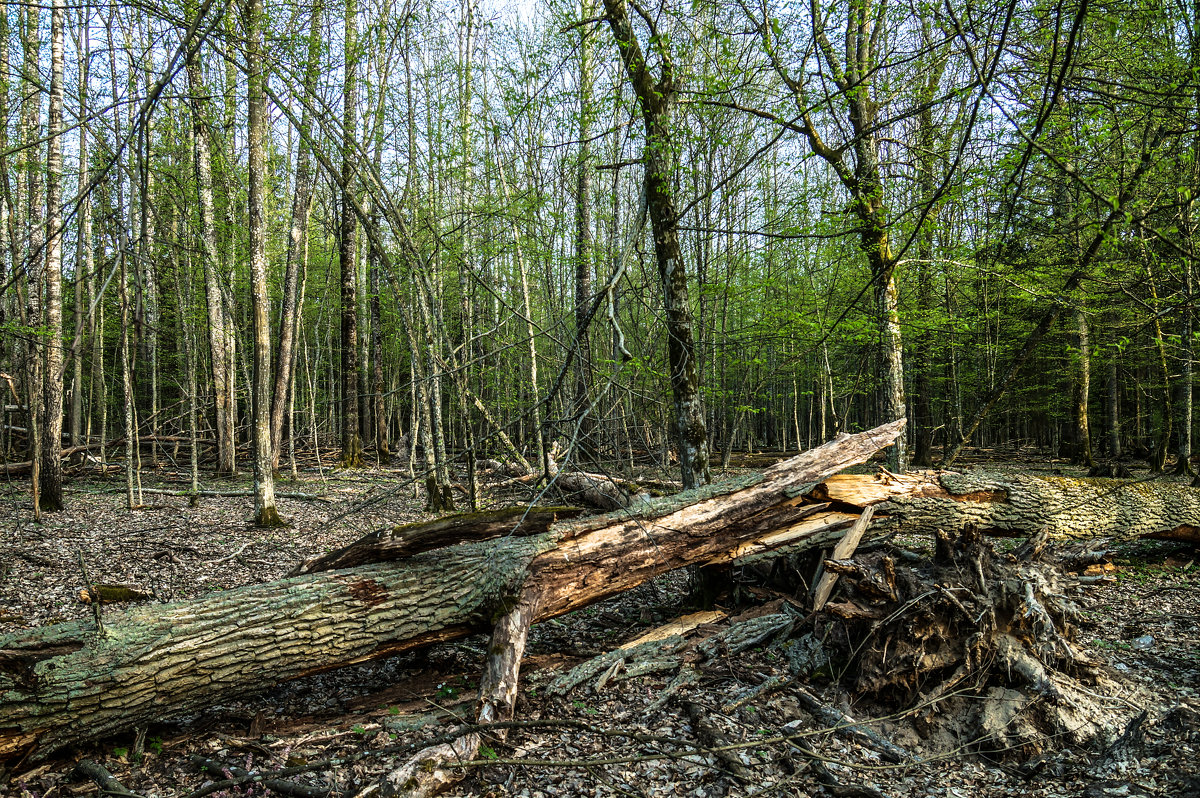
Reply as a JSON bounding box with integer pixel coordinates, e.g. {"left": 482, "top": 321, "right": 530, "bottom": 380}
{"left": 186, "top": 41, "right": 236, "bottom": 475}
{"left": 270, "top": 8, "right": 320, "bottom": 471}
{"left": 876, "top": 471, "right": 1200, "bottom": 543}
{"left": 246, "top": 0, "right": 279, "bottom": 526}
{"left": 338, "top": 0, "right": 363, "bottom": 469}
{"left": 0, "top": 420, "right": 903, "bottom": 761}
{"left": 37, "top": 0, "right": 65, "bottom": 511}
{"left": 603, "top": 0, "right": 711, "bottom": 489}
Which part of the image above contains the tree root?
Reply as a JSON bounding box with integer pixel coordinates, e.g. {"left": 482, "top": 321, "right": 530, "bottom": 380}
{"left": 818, "top": 524, "right": 1129, "bottom": 757}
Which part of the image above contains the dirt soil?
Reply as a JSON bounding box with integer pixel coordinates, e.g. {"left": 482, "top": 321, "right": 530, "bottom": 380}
{"left": 1, "top": 459, "right": 1198, "bottom": 798}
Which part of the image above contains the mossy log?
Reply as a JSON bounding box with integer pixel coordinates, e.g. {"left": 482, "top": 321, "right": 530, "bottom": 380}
{"left": 0, "top": 420, "right": 904, "bottom": 762}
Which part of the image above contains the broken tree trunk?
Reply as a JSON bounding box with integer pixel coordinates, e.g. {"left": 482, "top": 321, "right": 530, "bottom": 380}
{"left": 816, "top": 470, "right": 1200, "bottom": 543}
{"left": 0, "top": 419, "right": 904, "bottom": 762}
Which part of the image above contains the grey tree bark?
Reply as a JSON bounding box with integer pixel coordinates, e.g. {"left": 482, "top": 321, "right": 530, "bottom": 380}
{"left": 0, "top": 420, "right": 903, "bottom": 762}
{"left": 573, "top": 0, "right": 596, "bottom": 457}
{"left": 185, "top": 25, "right": 237, "bottom": 475}
{"left": 37, "top": 0, "right": 65, "bottom": 511}
{"left": 339, "top": 0, "right": 364, "bottom": 469}
{"left": 246, "top": 0, "right": 280, "bottom": 527}
{"left": 1073, "top": 308, "right": 1095, "bottom": 466}
{"left": 270, "top": 12, "right": 320, "bottom": 471}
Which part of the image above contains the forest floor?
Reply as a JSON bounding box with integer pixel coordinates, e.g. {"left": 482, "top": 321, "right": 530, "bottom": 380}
{"left": 1, "top": 451, "right": 1198, "bottom": 798}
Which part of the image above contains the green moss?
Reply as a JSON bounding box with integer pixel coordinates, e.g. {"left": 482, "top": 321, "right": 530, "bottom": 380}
{"left": 88, "top": 585, "right": 152, "bottom": 604}
{"left": 254, "top": 505, "right": 289, "bottom": 528}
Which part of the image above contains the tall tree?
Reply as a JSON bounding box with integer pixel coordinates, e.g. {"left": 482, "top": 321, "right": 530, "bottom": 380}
{"left": 246, "top": 0, "right": 281, "bottom": 525}
{"left": 339, "top": 0, "right": 364, "bottom": 468}
{"left": 747, "top": 0, "right": 907, "bottom": 470}
{"left": 186, "top": 14, "right": 237, "bottom": 475}
{"left": 573, "top": 0, "right": 596, "bottom": 457}
{"left": 602, "top": 0, "right": 711, "bottom": 489}
{"left": 38, "top": 0, "right": 65, "bottom": 510}
{"left": 270, "top": 8, "right": 322, "bottom": 469}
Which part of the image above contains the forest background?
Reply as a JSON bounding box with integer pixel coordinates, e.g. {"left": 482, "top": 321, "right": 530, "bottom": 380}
{"left": 0, "top": 0, "right": 1194, "bottom": 520}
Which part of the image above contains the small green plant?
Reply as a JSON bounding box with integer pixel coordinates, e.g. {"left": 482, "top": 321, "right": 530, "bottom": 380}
{"left": 112, "top": 747, "right": 128, "bottom": 759}
{"left": 480, "top": 746, "right": 498, "bottom": 760}
{"left": 571, "top": 699, "right": 599, "bottom": 715}
{"left": 436, "top": 683, "right": 457, "bottom": 699}
{"left": 388, "top": 705, "right": 401, "bottom": 715}
{"left": 352, "top": 725, "right": 368, "bottom": 735}
{"left": 148, "top": 736, "right": 163, "bottom": 755}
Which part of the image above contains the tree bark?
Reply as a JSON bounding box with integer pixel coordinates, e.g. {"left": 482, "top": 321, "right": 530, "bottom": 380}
{"left": 810, "top": 470, "right": 1200, "bottom": 544}
{"left": 603, "top": 0, "right": 711, "bottom": 489}
{"left": 339, "top": 0, "right": 363, "bottom": 469}
{"left": 37, "top": 0, "right": 65, "bottom": 511}
{"left": 573, "top": 0, "right": 596, "bottom": 457}
{"left": 270, "top": 9, "right": 320, "bottom": 471}
{"left": 69, "top": 17, "right": 92, "bottom": 453}
{"left": 186, "top": 30, "right": 236, "bottom": 476}
{"left": 0, "top": 420, "right": 903, "bottom": 762}
{"left": 1073, "top": 308, "right": 1095, "bottom": 467}
{"left": 246, "top": 0, "right": 279, "bottom": 527}
{"left": 1176, "top": 260, "right": 1194, "bottom": 474}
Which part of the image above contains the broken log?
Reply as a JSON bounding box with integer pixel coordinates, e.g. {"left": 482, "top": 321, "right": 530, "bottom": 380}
{"left": 854, "top": 470, "right": 1200, "bottom": 543}
{"left": 0, "top": 419, "right": 904, "bottom": 762}
{"left": 478, "top": 448, "right": 649, "bottom": 510}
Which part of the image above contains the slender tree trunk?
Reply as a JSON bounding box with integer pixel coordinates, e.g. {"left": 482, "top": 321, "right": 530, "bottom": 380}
{"left": 270, "top": 10, "right": 320, "bottom": 470}
{"left": 603, "top": 0, "right": 710, "bottom": 489}
{"left": 69, "top": 17, "right": 90, "bottom": 452}
{"left": 37, "top": 0, "right": 65, "bottom": 511}
{"left": 574, "top": 0, "right": 596, "bottom": 457}
{"left": 120, "top": 251, "right": 135, "bottom": 508}
{"left": 1108, "top": 338, "right": 1121, "bottom": 458}
{"left": 246, "top": 0, "right": 280, "bottom": 526}
{"left": 186, "top": 34, "right": 236, "bottom": 475}
{"left": 19, "top": 0, "right": 45, "bottom": 517}
{"left": 369, "top": 65, "right": 389, "bottom": 463}
{"left": 339, "top": 0, "right": 363, "bottom": 468}
{"left": 1073, "top": 308, "right": 1095, "bottom": 467}
{"left": 136, "top": 110, "right": 158, "bottom": 470}
{"left": 1177, "top": 261, "right": 1194, "bottom": 474}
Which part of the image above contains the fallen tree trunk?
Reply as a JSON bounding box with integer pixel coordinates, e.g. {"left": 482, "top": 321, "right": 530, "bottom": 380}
{"left": 816, "top": 470, "right": 1200, "bottom": 543}
{"left": 0, "top": 420, "right": 903, "bottom": 762}
{"left": 478, "top": 448, "right": 650, "bottom": 510}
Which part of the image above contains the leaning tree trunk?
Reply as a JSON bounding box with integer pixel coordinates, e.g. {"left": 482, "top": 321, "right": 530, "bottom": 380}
{"left": 0, "top": 420, "right": 904, "bottom": 762}
{"left": 270, "top": 7, "right": 320, "bottom": 471}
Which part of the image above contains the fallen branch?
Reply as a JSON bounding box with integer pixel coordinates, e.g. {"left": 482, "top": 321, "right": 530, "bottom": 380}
{"left": 189, "top": 754, "right": 329, "bottom": 798}
{"left": 73, "top": 759, "right": 144, "bottom": 797}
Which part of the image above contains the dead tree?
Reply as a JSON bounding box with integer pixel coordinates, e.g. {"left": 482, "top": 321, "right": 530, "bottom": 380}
{"left": 0, "top": 420, "right": 903, "bottom": 762}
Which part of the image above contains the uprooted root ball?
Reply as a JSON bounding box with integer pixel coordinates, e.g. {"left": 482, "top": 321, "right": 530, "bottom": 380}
{"left": 815, "top": 525, "right": 1129, "bottom": 758}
